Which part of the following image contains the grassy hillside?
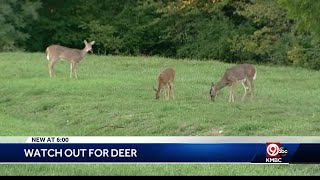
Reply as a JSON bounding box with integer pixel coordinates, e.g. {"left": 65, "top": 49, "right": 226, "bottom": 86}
{"left": 0, "top": 52, "right": 320, "bottom": 175}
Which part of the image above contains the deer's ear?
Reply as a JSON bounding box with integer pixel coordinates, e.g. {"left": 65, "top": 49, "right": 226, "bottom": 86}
{"left": 211, "top": 82, "right": 214, "bottom": 86}
{"left": 84, "top": 40, "right": 88, "bottom": 44}
{"left": 90, "top": 41, "right": 95, "bottom": 45}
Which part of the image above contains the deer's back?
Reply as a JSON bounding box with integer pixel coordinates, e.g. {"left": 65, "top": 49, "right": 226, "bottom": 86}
{"left": 158, "top": 67, "right": 175, "bottom": 83}
{"left": 46, "top": 45, "right": 82, "bottom": 61}
{"left": 225, "top": 64, "right": 256, "bottom": 81}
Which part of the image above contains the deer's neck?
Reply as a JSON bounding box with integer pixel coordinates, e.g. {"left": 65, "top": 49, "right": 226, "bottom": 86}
{"left": 80, "top": 49, "right": 89, "bottom": 58}
{"left": 215, "top": 79, "right": 228, "bottom": 91}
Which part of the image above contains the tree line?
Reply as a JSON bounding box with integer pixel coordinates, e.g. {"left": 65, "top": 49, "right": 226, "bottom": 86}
{"left": 1, "top": 0, "right": 320, "bottom": 70}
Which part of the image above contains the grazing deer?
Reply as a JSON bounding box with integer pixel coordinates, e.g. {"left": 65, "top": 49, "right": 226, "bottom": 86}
{"left": 46, "top": 40, "right": 95, "bottom": 78}
{"left": 209, "top": 64, "right": 257, "bottom": 102}
{"left": 153, "top": 67, "right": 175, "bottom": 100}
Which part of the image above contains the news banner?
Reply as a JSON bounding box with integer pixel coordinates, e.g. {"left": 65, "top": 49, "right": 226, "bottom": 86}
{"left": 0, "top": 136, "right": 320, "bottom": 164}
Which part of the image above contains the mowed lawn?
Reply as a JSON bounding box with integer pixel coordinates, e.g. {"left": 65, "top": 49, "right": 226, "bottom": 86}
{"left": 0, "top": 52, "right": 320, "bottom": 175}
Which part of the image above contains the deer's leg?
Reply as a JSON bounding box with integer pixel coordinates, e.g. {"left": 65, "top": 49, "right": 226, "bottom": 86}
{"left": 48, "top": 61, "right": 52, "bottom": 77}
{"left": 70, "top": 62, "right": 75, "bottom": 79}
{"left": 230, "top": 82, "right": 235, "bottom": 102}
{"left": 228, "top": 85, "right": 232, "bottom": 103}
{"left": 241, "top": 80, "right": 248, "bottom": 101}
{"left": 169, "top": 82, "right": 175, "bottom": 100}
{"left": 165, "top": 84, "right": 170, "bottom": 100}
{"left": 250, "top": 80, "right": 255, "bottom": 100}
{"left": 74, "top": 63, "right": 79, "bottom": 79}
{"left": 48, "top": 61, "right": 55, "bottom": 77}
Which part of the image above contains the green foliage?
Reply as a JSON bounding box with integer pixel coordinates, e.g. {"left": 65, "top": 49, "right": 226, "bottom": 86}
{"left": 79, "top": 20, "right": 122, "bottom": 55}
{"left": 176, "top": 16, "right": 236, "bottom": 61}
{"left": 3, "top": 0, "right": 320, "bottom": 70}
{"left": 229, "top": 0, "right": 292, "bottom": 64}
{"left": 0, "top": 0, "right": 41, "bottom": 51}
{"left": 25, "top": 0, "right": 98, "bottom": 51}
{"left": 287, "top": 33, "right": 320, "bottom": 70}
{"left": 278, "top": 0, "right": 320, "bottom": 69}
{"left": 278, "top": 0, "right": 320, "bottom": 37}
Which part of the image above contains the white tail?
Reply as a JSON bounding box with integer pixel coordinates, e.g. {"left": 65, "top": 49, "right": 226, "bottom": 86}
{"left": 45, "top": 40, "right": 95, "bottom": 78}
{"left": 209, "top": 64, "right": 256, "bottom": 102}
{"left": 153, "top": 67, "right": 175, "bottom": 100}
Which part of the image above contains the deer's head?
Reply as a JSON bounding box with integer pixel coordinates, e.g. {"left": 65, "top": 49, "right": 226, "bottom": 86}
{"left": 153, "top": 87, "right": 160, "bottom": 100}
{"left": 84, "top": 40, "right": 95, "bottom": 53}
{"left": 209, "top": 82, "right": 217, "bottom": 101}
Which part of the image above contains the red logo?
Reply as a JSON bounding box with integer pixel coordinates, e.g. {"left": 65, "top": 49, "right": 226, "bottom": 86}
{"left": 266, "top": 142, "right": 280, "bottom": 158}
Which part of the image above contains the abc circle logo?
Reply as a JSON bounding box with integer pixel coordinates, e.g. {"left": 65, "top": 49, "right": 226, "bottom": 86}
{"left": 279, "top": 147, "right": 288, "bottom": 156}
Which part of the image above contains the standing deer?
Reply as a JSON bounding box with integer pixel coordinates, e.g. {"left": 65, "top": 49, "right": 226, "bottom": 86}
{"left": 209, "top": 64, "right": 257, "bottom": 102}
{"left": 46, "top": 40, "right": 95, "bottom": 78}
{"left": 153, "top": 67, "right": 175, "bottom": 100}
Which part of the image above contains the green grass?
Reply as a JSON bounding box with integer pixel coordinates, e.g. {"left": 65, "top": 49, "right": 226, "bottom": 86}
{"left": 0, "top": 52, "right": 320, "bottom": 175}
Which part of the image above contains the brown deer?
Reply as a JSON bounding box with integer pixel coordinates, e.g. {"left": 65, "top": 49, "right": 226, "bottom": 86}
{"left": 46, "top": 40, "right": 95, "bottom": 78}
{"left": 209, "top": 64, "right": 257, "bottom": 102}
{"left": 153, "top": 67, "right": 175, "bottom": 100}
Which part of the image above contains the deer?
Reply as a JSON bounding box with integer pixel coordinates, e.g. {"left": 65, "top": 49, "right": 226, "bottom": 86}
{"left": 153, "top": 67, "right": 175, "bottom": 100}
{"left": 45, "top": 40, "right": 95, "bottom": 79}
{"left": 209, "top": 64, "right": 257, "bottom": 102}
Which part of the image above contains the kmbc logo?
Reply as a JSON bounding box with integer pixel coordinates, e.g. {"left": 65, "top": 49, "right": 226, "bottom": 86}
{"left": 266, "top": 142, "right": 288, "bottom": 163}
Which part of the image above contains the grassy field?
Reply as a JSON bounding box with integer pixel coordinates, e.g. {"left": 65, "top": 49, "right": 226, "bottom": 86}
{"left": 0, "top": 52, "right": 320, "bottom": 175}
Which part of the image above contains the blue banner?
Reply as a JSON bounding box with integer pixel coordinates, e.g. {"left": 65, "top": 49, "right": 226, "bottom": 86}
{"left": 0, "top": 143, "right": 318, "bottom": 163}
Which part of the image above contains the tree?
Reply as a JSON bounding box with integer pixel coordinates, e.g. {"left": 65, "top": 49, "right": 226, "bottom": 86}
{"left": 278, "top": 0, "right": 320, "bottom": 69}
{"left": 229, "top": 0, "right": 293, "bottom": 64}
{"left": 278, "top": 0, "right": 320, "bottom": 38}
{"left": 0, "top": 0, "right": 41, "bottom": 51}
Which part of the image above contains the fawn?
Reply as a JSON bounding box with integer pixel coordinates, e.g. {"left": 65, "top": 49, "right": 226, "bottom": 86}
{"left": 154, "top": 67, "right": 175, "bottom": 100}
